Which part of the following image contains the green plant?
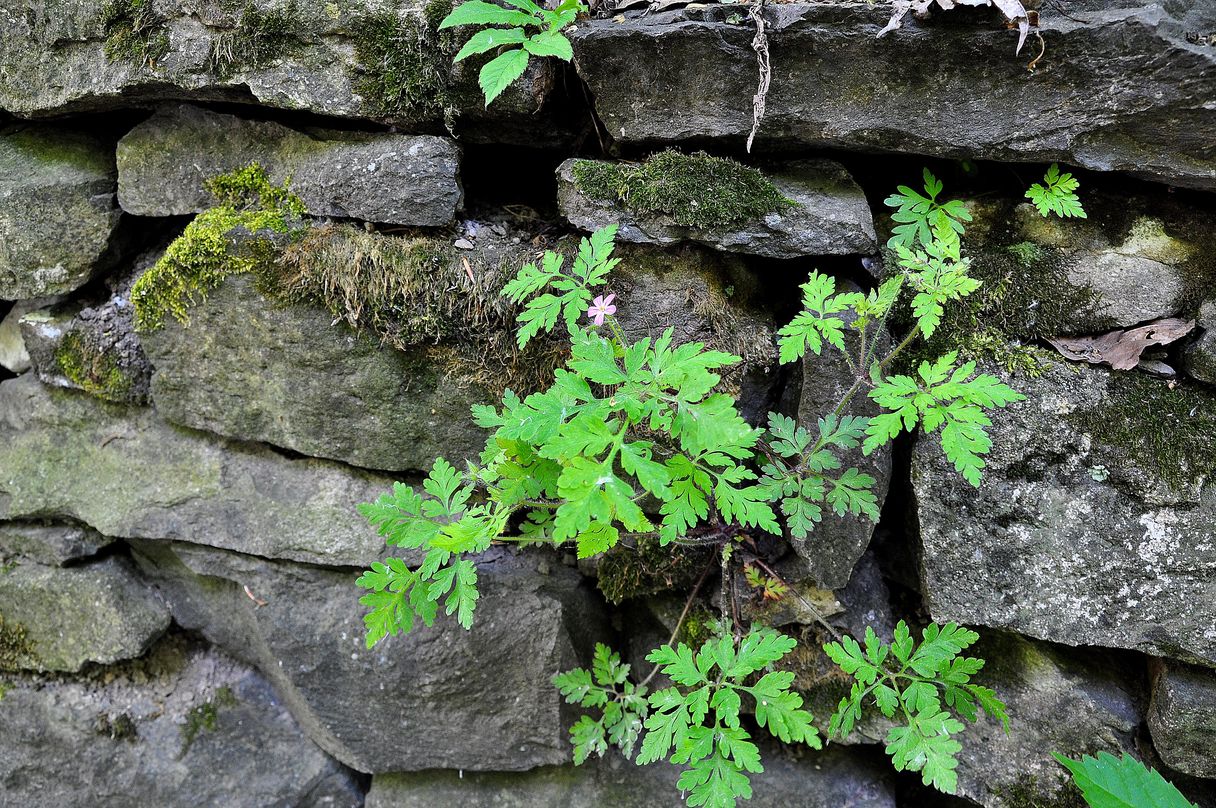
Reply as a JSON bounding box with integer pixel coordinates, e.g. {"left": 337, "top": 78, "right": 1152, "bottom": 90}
{"left": 1026, "top": 164, "right": 1086, "bottom": 219}
{"left": 439, "top": 0, "right": 585, "bottom": 105}
{"left": 356, "top": 172, "right": 1022, "bottom": 804}
{"left": 884, "top": 168, "right": 973, "bottom": 249}
{"left": 1054, "top": 751, "right": 1195, "bottom": 808}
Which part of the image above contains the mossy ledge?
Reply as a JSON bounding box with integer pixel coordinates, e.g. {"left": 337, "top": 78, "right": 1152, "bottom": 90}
{"left": 207, "top": 1, "right": 305, "bottom": 78}
{"left": 572, "top": 151, "right": 796, "bottom": 230}
{"left": 130, "top": 163, "right": 305, "bottom": 333}
{"left": 101, "top": 0, "right": 170, "bottom": 68}
{"left": 351, "top": 1, "right": 456, "bottom": 121}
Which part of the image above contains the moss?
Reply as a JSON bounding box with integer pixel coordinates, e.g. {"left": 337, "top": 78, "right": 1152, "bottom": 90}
{"left": 131, "top": 163, "right": 305, "bottom": 333}
{"left": 352, "top": 3, "right": 455, "bottom": 121}
{"left": 596, "top": 536, "right": 712, "bottom": 604}
{"left": 96, "top": 712, "right": 139, "bottom": 742}
{"left": 0, "top": 614, "right": 35, "bottom": 672}
{"left": 178, "top": 686, "right": 237, "bottom": 758}
{"left": 675, "top": 605, "right": 717, "bottom": 650}
{"left": 993, "top": 775, "right": 1086, "bottom": 808}
{"left": 208, "top": 1, "right": 305, "bottom": 77}
{"left": 572, "top": 152, "right": 795, "bottom": 230}
{"left": 54, "top": 330, "right": 135, "bottom": 403}
{"left": 101, "top": 0, "right": 170, "bottom": 68}
{"left": 1068, "top": 372, "right": 1216, "bottom": 491}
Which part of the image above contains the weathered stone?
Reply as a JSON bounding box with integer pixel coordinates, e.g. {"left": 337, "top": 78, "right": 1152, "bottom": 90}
{"left": 132, "top": 540, "right": 607, "bottom": 774}
{"left": 118, "top": 104, "right": 462, "bottom": 226}
{"left": 914, "top": 360, "right": 1216, "bottom": 665}
{"left": 1148, "top": 661, "right": 1216, "bottom": 779}
{"left": 0, "top": 373, "right": 393, "bottom": 567}
{"left": 557, "top": 158, "right": 875, "bottom": 259}
{"left": 0, "top": 635, "right": 363, "bottom": 807}
{"left": 366, "top": 746, "right": 895, "bottom": 807}
{"left": 951, "top": 632, "right": 1140, "bottom": 807}
{"left": 142, "top": 273, "right": 493, "bottom": 472}
{"left": 0, "top": 521, "right": 113, "bottom": 566}
{"left": 0, "top": 556, "right": 169, "bottom": 672}
{"left": 0, "top": 1, "right": 563, "bottom": 145}
{"left": 571, "top": 3, "right": 1216, "bottom": 190}
{"left": 1185, "top": 300, "right": 1216, "bottom": 385}
{"left": 0, "top": 126, "right": 120, "bottom": 300}
{"left": 0, "top": 299, "right": 52, "bottom": 373}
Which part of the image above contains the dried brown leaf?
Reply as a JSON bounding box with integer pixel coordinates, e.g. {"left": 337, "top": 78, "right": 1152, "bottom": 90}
{"left": 1047, "top": 318, "right": 1196, "bottom": 371}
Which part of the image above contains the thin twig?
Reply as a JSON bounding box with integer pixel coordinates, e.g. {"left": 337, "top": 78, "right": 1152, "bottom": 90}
{"left": 746, "top": 0, "right": 770, "bottom": 153}
{"left": 639, "top": 558, "right": 716, "bottom": 688}
{"left": 750, "top": 559, "right": 843, "bottom": 643}
{"left": 1026, "top": 30, "right": 1046, "bottom": 71}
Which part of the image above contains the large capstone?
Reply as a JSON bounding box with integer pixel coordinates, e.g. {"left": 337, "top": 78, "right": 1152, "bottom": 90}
{"left": 0, "top": 635, "right": 363, "bottom": 806}
{"left": 1148, "top": 661, "right": 1216, "bottom": 779}
{"left": 0, "top": 556, "right": 169, "bottom": 672}
{"left": 366, "top": 746, "right": 896, "bottom": 807}
{"left": 557, "top": 157, "right": 875, "bottom": 259}
{"left": 0, "top": 374, "right": 393, "bottom": 567}
{"left": 118, "top": 104, "right": 463, "bottom": 226}
{"left": 914, "top": 360, "right": 1216, "bottom": 665}
{"left": 0, "top": 126, "right": 120, "bottom": 300}
{"left": 570, "top": 2, "right": 1216, "bottom": 190}
{"left": 132, "top": 540, "right": 608, "bottom": 774}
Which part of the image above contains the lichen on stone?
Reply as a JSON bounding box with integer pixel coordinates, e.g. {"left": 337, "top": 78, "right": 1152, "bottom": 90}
{"left": 178, "top": 686, "right": 238, "bottom": 758}
{"left": 572, "top": 151, "right": 795, "bottom": 229}
{"left": 131, "top": 163, "right": 305, "bottom": 332}
{"left": 352, "top": 2, "right": 456, "bottom": 121}
{"left": 101, "top": 0, "right": 170, "bottom": 68}
{"left": 207, "top": 1, "right": 305, "bottom": 77}
{"left": 54, "top": 330, "right": 135, "bottom": 403}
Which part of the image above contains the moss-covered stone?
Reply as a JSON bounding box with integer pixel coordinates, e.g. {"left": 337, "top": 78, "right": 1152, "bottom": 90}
{"left": 595, "top": 537, "right": 712, "bottom": 605}
{"left": 178, "top": 686, "right": 238, "bottom": 758}
{"left": 100, "top": 0, "right": 169, "bottom": 68}
{"left": 207, "top": 1, "right": 305, "bottom": 77}
{"left": 352, "top": 2, "right": 456, "bottom": 121}
{"left": 572, "top": 151, "right": 794, "bottom": 230}
{"left": 130, "top": 163, "right": 305, "bottom": 332}
{"left": 53, "top": 330, "right": 135, "bottom": 403}
{"left": 0, "top": 614, "right": 35, "bottom": 671}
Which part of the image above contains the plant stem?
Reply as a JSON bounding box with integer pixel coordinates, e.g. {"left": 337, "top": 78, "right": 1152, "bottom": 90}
{"left": 639, "top": 558, "right": 716, "bottom": 688}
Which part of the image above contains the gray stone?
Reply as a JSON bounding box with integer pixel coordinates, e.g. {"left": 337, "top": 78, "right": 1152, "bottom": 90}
{"left": 142, "top": 273, "right": 493, "bottom": 473}
{"left": 914, "top": 360, "right": 1216, "bottom": 665}
{"left": 0, "top": 126, "right": 120, "bottom": 300}
{"left": 0, "top": 1, "right": 562, "bottom": 145}
{"left": 118, "top": 104, "right": 462, "bottom": 226}
{"left": 557, "top": 158, "right": 875, "bottom": 258}
{"left": 0, "top": 521, "right": 113, "bottom": 566}
{"left": 0, "top": 299, "right": 54, "bottom": 373}
{"left": 0, "top": 555, "right": 169, "bottom": 672}
{"left": 0, "top": 373, "right": 394, "bottom": 567}
{"left": 0, "top": 635, "right": 363, "bottom": 807}
{"left": 1148, "top": 661, "right": 1216, "bottom": 779}
{"left": 366, "top": 747, "right": 895, "bottom": 807}
{"left": 951, "top": 632, "right": 1140, "bottom": 807}
{"left": 132, "top": 540, "right": 607, "bottom": 774}
{"left": 1186, "top": 300, "right": 1216, "bottom": 385}
{"left": 570, "top": 2, "right": 1216, "bottom": 190}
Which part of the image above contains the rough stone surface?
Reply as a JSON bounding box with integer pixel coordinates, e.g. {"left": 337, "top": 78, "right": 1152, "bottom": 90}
{"left": 0, "top": 0, "right": 562, "bottom": 145}
{"left": 0, "top": 126, "right": 120, "bottom": 300}
{"left": 143, "top": 273, "right": 493, "bottom": 472}
{"left": 0, "top": 521, "right": 113, "bottom": 566}
{"left": 0, "top": 635, "right": 363, "bottom": 807}
{"left": 367, "top": 747, "right": 895, "bottom": 807}
{"left": 1148, "top": 661, "right": 1216, "bottom": 779}
{"left": 914, "top": 361, "right": 1216, "bottom": 665}
{"left": 118, "top": 104, "right": 463, "bottom": 226}
{"left": 132, "top": 540, "right": 607, "bottom": 774}
{"left": 951, "top": 632, "right": 1140, "bottom": 808}
{"left": 0, "top": 556, "right": 169, "bottom": 672}
{"left": 571, "top": 2, "right": 1216, "bottom": 190}
{"left": 0, "top": 299, "right": 53, "bottom": 372}
{"left": 0, "top": 374, "right": 394, "bottom": 567}
{"left": 557, "top": 158, "right": 876, "bottom": 258}
{"left": 1186, "top": 300, "right": 1216, "bottom": 385}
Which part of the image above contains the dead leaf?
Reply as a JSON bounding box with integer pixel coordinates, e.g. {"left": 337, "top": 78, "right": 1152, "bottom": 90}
{"left": 1047, "top": 318, "right": 1195, "bottom": 371}
{"left": 879, "top": 0, "right": 1029, "bottom": 54}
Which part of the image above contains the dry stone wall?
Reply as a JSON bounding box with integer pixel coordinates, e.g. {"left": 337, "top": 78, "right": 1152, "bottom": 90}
{"left": 0, "top": 1, "right": 1214, "bottom": 806}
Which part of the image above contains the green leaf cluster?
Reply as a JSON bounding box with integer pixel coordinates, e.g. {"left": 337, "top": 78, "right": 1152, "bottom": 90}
{"left": 825, "top": 622, "right": 1009, "bottom": 795}
{"left": 884, "top": 168, "right": 972, "bottom": 249}
{"left": 1026, "top": 163, "right": 1087, "bottom": 219}
{"left": 440, "top": 0, "right": 584, "bottom": 105}
{"left": 1054, "top": 751, "right": 1196, "bottom": 808}
{"left": 553, "top": 644, "right": 649, "bottom": 763}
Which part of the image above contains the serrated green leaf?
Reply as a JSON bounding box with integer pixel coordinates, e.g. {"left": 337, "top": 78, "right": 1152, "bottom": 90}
{"left": 1053, "top": 751, "right": 1194, "bottom": 808}
{"left": 478, "top": 48, "right": 531, "bottom": 106}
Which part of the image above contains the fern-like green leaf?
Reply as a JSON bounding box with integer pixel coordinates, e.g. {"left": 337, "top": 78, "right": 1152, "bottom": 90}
{"left": 1053, "top": 751, "right": 1195, "bottom": 808}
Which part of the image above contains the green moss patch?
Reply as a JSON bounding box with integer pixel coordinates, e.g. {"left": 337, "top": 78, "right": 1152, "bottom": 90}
{"left": 0, "top": 614, "right": 36, "bottom": 672}
{"left": 595, "top": 536, "right": 712, "bottom": 604}
{"left": 572, "top": 152, "right": 795, "bottom": 230}
{"left": 1069, "top": 373, "right": 1216, "bottom": 491}
{"left": 352, "top": 2, "right": 456, "bottom": 121}
{"left": 131, "top": 163, "right": 305, "bottom": 332}
{"left": 178, "top": 686, "right": 237, "bottom": 758}
{"left": 208, "top": 1, "right": 306, "bottom": 77}
{"left": 101, "top": 0, "right": 170, "bottom": 67}
{"left": 54, "top": 330, "right": 136, "bottom": 403}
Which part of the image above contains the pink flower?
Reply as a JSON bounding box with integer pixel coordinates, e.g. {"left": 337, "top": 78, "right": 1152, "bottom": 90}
{"left": 587, "top": 294, "right": 617, "bottom": 326}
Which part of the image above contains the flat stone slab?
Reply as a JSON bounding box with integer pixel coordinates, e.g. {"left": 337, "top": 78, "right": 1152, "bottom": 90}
{"left": 0, "top": 126, "right": 120, "bottom": 300}
{"left": 0, "top": 374, "right": 394, "bottom": 567}
{"left": 118, "top": 104, "right": 463, "bottom": 226}
{"left": 570, "top": 2, "right": 1216, "bottom": 190}
{"left": 557, "top": 158, "right": 876, "bottom": 258}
